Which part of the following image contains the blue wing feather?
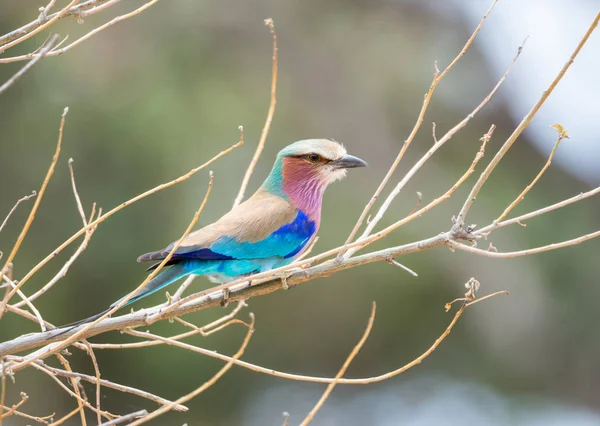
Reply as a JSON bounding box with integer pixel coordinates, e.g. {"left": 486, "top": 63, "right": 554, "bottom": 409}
{"left": 209, "top": 210, "right": 315, "bottom": 260}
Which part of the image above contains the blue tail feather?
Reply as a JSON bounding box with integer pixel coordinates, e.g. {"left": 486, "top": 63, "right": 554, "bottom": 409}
{"left": 113, "top": 263, "right": 190, "bottom": 308}
{"left": 55, "top": 263, "right": 191, "bottom": 335}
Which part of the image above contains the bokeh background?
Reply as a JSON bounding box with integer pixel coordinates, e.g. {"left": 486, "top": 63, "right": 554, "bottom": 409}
{"left": 1, "top": 0, "right": 600, "bottom": 425}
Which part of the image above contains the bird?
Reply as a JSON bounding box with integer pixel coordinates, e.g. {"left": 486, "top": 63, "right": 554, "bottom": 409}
{"left": 59, "top": 139, "right": 366, "bottom": 331}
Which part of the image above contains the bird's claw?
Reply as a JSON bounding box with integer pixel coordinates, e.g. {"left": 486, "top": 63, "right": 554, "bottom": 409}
{"left": 220, "top": 288, "right": 231, "bottom": 308}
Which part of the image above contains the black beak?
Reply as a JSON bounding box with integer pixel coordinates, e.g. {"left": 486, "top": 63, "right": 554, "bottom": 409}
{"left": 332, "top": 154, "right": 368, "bottom": 169}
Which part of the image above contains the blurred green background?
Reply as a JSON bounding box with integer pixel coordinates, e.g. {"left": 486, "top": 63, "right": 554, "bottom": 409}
{"left": 1, "top": 1, "right": 600, "bottom": 425}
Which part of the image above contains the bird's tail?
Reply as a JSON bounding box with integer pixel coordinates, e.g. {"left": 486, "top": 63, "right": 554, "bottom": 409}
{"left": 112, "top": 263, "right": 190, "bottom": 308}
{"left": 55, "top": 264, "right": 190, "bottom": 335}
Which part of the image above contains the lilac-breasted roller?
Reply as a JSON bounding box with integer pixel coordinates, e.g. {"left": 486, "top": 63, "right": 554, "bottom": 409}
{"left": 64, "top": 139, "right": 365, "bottom": 328}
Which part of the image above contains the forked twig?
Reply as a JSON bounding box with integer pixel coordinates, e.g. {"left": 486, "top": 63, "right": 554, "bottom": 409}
{"left": 0, "top": 107, "right": 68, "bottom": 318}
{"left": 455, "top": 12, "right": 600, "bottom": 227}
{"left": 128, "top": 314, "right": 255, "bottom": 425}
{"left": 0, "top": 35, "right": 59, "bottom": 95}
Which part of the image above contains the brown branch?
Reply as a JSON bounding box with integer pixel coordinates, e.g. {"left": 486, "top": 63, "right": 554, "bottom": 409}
{"left": 0, "top": 0, "right": 108, "bottom": 47}
{"left": 0, "top": 0, "right": 162, "bottom": 63}
{"left": 343, "top": 33, "right": 520, "bottom": 259}
{"left": 1, "top": 406, "right": 54, "bottom": 425}
{"left": 36, "top": 362, "right": 187, "bottom": 411}
{"left": 0, "top": 0, "right": 79, "bottom": 55}
{"left": 342, "top": 0, "right": 499, "bottom": 247}
{"left": 2, "top": 139, "right": 241, "bottom": 317}
{"left": 495, "top": 127, "right": 567, "bottom": 223}
{"left": 0, "top": 107, "right": 68, "bottom": 318}
{"left": 82, "top": 341, "right": 102, "bottom": 425}
{"left": 233, "top": 18, "right": 278, "bottom": 207}
{"left": 49, "top": 407, "right": 79, "bottom": 425}
{"left": 31, "top": 361, "right": 116, "bottom": 421}
{"left": 8, "top": 172, "right": 216, "bottom": 373}
{"left": 454, "top": 11, "right": 600, "bottom": 227}
{"left": 299, "top": 302, "right": 376, "bottom": 426}
{"left": 2, "top": 274, "right": 47, "bottom": 331}
{"left": 13, "top": 162, "right": 100, "bottom": 308}
{"left": 128, "top": 313, "right": 255, "bottom": 425}
{"left": 0, "top": 392, "right": 28, "bottom": 420}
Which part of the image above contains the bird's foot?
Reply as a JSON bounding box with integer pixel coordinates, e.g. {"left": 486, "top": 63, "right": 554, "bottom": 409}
{"left": 281, "top": 274, "right": 289, "bottom": 290}
{"left": 220, "top": 288, "right": 231, "bottom": 308}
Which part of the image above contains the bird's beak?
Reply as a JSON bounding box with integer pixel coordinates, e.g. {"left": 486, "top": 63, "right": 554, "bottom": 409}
{"left": 332, "top": 154, "right": 368, "bottom": 169}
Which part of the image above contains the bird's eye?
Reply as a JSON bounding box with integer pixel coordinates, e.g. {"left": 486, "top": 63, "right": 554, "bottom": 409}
{"left": 307, "top": 153, "right": 321, "bottom": 162}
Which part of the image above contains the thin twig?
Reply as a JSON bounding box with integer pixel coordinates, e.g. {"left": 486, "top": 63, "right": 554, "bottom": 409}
{"left": 82, "top": 340, "right": 102, "bottom": 425}
{"left": 0, "top": 406, "right": 54, "bottom": 425}
{"left": 14, "top": 207, "right": 100, "bottom": 307}
{"left": 475, "top": 185, "right": 600, "bottom": 236}
{"left": 55, "top": 353, "right": 89, "bottom": 425}
{"left": 344, "top": 35, "right": 520, "bottom": 258}
{"left": 13, "top": 162, "right": 99, "bottom": 308}
{"left": 2, "top": 274, "right": 47, "bottom": 331}
{"left": 0, "top": 191, "right": 36, "bottom": 236}
{"left": 233, "top": 18, "right": 278, "bottom": 207}
{"left": 454, "top": 12, "right": 599, "bottom": 227}
{"left": 0, "top": 392, "right": 28, "bottom": 420}
{"left": 80, "top": 0, "right": 125, "bottom": 18}
{"left": 37, "top": 362, "right": 187, "bottom": 411}
{"left": 3, "top": 139, "right": 240, "bottom": 316}
{"left": 99, "top": 410, "right": 148, "bottom": 426}
{"left": 342, "top": 0, "right": 499, "bottom": 248}
{"left": 0, "top": 1, "right": 108, "bottom": 47}
{"left": 0, "top": 0, "right": 162, "bottom": 63}
{"left": 31, "top": 361, "right": 115, "bottom": 421}
{"left": 0, "top": 107, "right": 68, "bottom": 318}
{"left": 495, "top": 127, "right": 567, "bottom": 223}
{"left": 0, "top": 35, "right": 58, "bottom": 95}
{"left": 299, "top": 302, "right": 376, "bottom": 426}
{"left": 48, "top": 407, "right": 79, "bottom": 425}
{"left": 451, "top": 230, "right": 600, "bottom": 258}
{"left": 128, "top": 314, "right": 255, "bottom": 425}
{"left": 0, "top": 0, "right": 79, "bottom": 55}
{"left": 9, "top": 172, "right": 216, "bottom": 372}
{"left": 386, "top": 258, "right": 418, "bottom": 277}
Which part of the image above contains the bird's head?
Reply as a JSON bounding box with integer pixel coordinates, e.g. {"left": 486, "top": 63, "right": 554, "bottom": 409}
{"left": 262, "top": 139, "right": 367, "bottom": 215}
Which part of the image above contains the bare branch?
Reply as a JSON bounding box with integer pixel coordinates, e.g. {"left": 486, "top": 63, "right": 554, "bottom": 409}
{"left": 128, "top": 313, "right": 255, "bottom": 425}
{"left": 233, "top": 18, "right": 278, "bottom": 207}
{"left": 475, "top": 185, "right": 600, "bottom": 236}
{"left": 0, "top": 191, "right": 36, "bottom": 236}
{"left": 0, "top": 107, "right": 68, "bottom": 317}
{"left": 0, "top": 0, "right": 109, "bottom": 47}
{"left": 342, "top": 0, "right": 499, "bottom": 247}
{"left": 454, "top": 12, "right": 600, "bottom": 227}
{"left": 386, "top": 258, "right": 418, "bottom": 277}
{"left": 55, "top": 353, "right": 87, "bottom": 425}
{"left": 0, "top": 0, "right": 79, "bottom": 55}
{"left": 36, "top": 362, "right": 187, "bottom": 411}
{"left": 9, "top": 172, "right": 216, "bottom": 372}
{"left": 99, "top": 410, "right": 148, "bottom": 426}
{"left": 0, "top": 0, "right": 163, "bottom": 64}
{"left": 344, "top": 35, "right": 520, "bottom": 258}
{"left": 495, "top": 127, "right": 567, "bottom": 223}
{"left": 300, "top": 302, "right": 376, "bottom": 426}
{"left": 451, "top": 229, "right": 600, "bottom": 258}
{"left": 4, "top": 139, "right": 241, "bottom": 313}
{"left": 0, "top": 34, "right": 58, "bottom": 95}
